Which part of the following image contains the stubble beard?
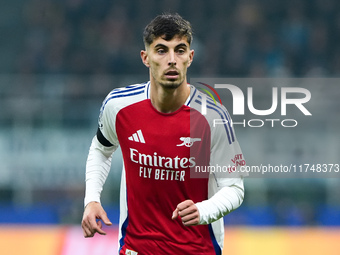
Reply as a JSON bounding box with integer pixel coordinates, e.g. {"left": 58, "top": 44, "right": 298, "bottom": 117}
{"left": 159, "top": 73, "right": 185, "bottom": 90}
{"left": 160, "top": 81, "right": 182, "bottom": 89}
{"left": 152, "top": 73, "right": 183, "bottom": 90}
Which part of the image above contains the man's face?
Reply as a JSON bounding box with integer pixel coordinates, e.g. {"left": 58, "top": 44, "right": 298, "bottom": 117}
{"left": 141, "top": 36, "right": 194, "bottom": 89}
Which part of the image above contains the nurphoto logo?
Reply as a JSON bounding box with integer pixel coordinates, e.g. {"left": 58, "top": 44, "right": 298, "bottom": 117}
{"left": 195, "top": 79, "right": 312, "bottom": 128}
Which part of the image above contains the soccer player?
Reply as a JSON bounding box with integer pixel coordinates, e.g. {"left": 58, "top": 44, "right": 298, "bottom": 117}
{"left": 82, "top": 13, "right": 246, "bottom": 255}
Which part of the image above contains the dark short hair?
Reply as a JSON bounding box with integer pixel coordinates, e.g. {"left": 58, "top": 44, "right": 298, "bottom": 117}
{"left": 143, "top": 13, "right": 193, "bottom": 46}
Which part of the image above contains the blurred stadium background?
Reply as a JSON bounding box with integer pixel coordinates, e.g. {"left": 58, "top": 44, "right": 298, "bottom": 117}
{"left": 1, "top": 0, "right": 340, "bottom": 254}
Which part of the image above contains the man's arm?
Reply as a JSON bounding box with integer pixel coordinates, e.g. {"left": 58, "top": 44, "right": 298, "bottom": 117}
{"left": 82, "top": 134, "right": 117, "bottom": 237}
{"left": 171, "top": 177, "right": 244, "bottom": 226}
{"left": 191, "top": 102, "right": 246, "bottom": 225}
{"left": 83, "top": 134, "right": 116, "bottom": 206}
{"left": 195, "top": 177, "right": 244, "bottom": 224}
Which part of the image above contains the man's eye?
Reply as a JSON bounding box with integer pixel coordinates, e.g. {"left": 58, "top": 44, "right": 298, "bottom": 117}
{"left": 157, "top": 49, "right": 166, "bottom": 54}
{"left": 177, "top": 49, "right": 185, "bottom": 54}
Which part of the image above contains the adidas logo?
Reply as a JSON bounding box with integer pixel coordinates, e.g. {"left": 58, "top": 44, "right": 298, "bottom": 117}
{"left": 128, "top": 129, "right": 145, "bottom": 143}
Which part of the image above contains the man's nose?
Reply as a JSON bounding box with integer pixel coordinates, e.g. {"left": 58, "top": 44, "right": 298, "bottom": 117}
{"left": 168, "top": 51, "right": 176, "bottom": 66}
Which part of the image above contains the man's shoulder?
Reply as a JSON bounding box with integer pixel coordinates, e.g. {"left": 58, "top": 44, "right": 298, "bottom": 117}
{"left": 190, "top": 86, "right": 237, "bottom": 144}
{"left": 106, "top": 82, "right": 149, "bottom": 101}
{"left": 190, "top": 86, "right": 231, "bottom": 121}
{"left": 101, "top": 81, "right": 150, "bottom": 112}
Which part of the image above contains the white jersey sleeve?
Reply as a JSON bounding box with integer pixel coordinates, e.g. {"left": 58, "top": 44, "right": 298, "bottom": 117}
{"left": 97, "top": 94, "right": 120, "bottom": 147}
{"left": 84, "top": 136, "right": 117, "bottom": 207}
{"left": 195, "top": 177, "right": 244, "bottom": 224}
{"left": 84, "top": 92, "right": 120, "bottom": 207}
{"left": 191, "top": 89, "right": 247, "bottom": 224}
{"left": 84, "top": 83, "right": 149, "bottom": 207}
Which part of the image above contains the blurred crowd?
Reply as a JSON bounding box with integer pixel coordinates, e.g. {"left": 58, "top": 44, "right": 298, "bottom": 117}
{"left": 15, "top": 0, "right": 340, "bottom": 77}
{"left": 2, "top": 0, "right": 340, "bottom": 226}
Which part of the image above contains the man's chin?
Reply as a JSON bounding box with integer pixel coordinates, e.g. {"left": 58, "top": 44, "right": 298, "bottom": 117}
{"left": 160, "top": 80, "right": 182, "bottom": 89}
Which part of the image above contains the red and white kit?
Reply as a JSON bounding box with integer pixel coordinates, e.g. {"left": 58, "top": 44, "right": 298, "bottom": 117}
{"left": 85, "top": 81, "right": 246, "bottom": 255}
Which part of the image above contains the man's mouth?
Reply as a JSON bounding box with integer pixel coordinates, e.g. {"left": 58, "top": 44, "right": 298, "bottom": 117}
{"left": 164, "top": 70, "right": 179, "bottom": 79}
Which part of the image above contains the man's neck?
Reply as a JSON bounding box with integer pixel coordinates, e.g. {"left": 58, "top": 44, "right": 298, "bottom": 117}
{"left": 149, "top": 80, "right": 190, "bottom": 114}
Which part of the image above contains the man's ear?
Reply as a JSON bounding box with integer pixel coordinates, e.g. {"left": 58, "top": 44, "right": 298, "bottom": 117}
{"left": 187, "top": 49, "right": 194, "bottom": 67}
{"left": 141, "top": 50, "right": 150, "bottom": 67}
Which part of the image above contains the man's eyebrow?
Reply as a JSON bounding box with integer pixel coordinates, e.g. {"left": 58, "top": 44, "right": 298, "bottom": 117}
{"left": 153, "top": 43, "right": 188, "bottom": 49}
{"left": 154, "top": 43, "right": 168, "bottom": 49}
{"left": 175, "top": 43, "right": 188, "bottom": 49}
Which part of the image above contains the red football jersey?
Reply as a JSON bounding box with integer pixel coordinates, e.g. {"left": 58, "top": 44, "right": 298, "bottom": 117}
{"left": 98, "top": 82, "right": 244, "bottom": 255}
